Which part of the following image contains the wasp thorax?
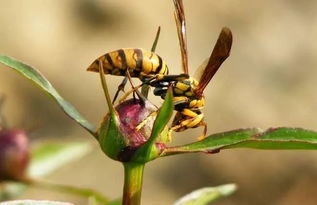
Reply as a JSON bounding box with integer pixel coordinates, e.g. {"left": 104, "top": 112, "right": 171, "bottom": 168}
{"left": 116, "top": 98, "right": 157, "bottom": 147}
{"left": 0, "top": 129, "right": 29, "bottom": 181}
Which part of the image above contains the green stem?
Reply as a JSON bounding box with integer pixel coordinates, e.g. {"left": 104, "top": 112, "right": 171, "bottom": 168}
{"left": 122, "top": 162, "right": 145, "bottom": 205}
{"left": 27, "top": 180, "right": 109, "bottom": 205}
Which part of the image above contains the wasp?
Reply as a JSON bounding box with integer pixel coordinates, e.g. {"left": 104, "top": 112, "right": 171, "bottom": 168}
{"left": 145, "top": 0, "right": 233, "bottom": 140}
{"left": 87, "top": 0, "right": 232, "bottom": 140}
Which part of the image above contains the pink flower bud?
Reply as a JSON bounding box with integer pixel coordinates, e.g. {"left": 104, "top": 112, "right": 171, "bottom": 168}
{"left": 0, "top": 129, "right": 30, "bottom": 181}
{"left": 116, "top": 98, "right": 157, "bottom": 148}
{"left": 98, "top": 97, "right": 170, "bottom": 162}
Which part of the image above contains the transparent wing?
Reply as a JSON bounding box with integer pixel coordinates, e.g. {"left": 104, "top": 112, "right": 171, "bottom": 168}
{"left": 195, "top": 27, "right": 233, "bottom": 97}
{"left": 193, "top": 58, "right": 208, "bottom": 81}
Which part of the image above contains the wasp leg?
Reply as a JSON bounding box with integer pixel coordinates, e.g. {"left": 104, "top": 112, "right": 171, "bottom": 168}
{"left": 124, "top": 71, "right": 147, "bottom": 103}
{"left": 112, "top": 77, "right": 128, "bottom": 104}
{"left": 118, "top": 84, "right": 143, "bottom": 103}
{"left": 170, "top": 109, "right": 206, "bottom": 140}
{"left": 117, "top": 71, "right": 147, "bottom": 104}
{"left": 135, "top": 111, "right": 157, "bottom": 131}
{"left": 125, "top": 71, "right": 137, "bottom": 100}
{"left": 149, "top": 74, "right": 189, "bottom": 87}
{"left": 134, "top": 96, "right": 189, "bottom": 133}
{"left": 198, "top": 121, "right": 207, "bottom": 141}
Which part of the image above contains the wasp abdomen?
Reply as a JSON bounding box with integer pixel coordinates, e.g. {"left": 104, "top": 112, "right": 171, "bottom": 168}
{"left": 87, "top": 48, "right": 168, "bottom": 80}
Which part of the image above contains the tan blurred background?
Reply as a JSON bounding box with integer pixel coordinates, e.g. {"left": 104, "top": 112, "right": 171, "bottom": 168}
{"left": 1, "top": 0, "right": 317, "bottom": 204}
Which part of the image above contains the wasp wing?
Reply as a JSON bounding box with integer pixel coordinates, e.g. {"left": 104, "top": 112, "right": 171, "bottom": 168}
{"left": 195, "top": 27, "right": 233, "bottom": 97}
{"left": 193, "top": 58, "right": 208, "bottom": 81}
{"left": 173, "top": 0, "right": 189, "bottom": 74}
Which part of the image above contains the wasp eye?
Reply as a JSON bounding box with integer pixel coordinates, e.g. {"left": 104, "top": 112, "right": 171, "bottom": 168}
{"left": 153, "top": 87, "right": 168, "bottom": 96}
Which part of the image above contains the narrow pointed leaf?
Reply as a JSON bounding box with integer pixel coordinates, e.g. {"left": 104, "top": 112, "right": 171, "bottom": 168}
{"left": 164, "top": 127, "right": 317, "bottom": 156}
{"left": 173, "top": 184, "right": 237, "bottom": 205}
{"left": 29, "top": 142, "right": 91, "bottom": 178}
{"left": 132, "top": 89, "right": 173, "bottom": 162}
{"left": 147, "top": 88, "right": 173, "bottom": 145}
{"left": 0, "top": 55, "right": 96, "bottom": 136}
{"left": 150, "top": 26, "right": 161, "bottom": 52}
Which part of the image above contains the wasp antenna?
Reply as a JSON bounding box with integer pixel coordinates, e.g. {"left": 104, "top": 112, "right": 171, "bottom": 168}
{"left": 173, "top": 0, "right": 189, "bottom": 74}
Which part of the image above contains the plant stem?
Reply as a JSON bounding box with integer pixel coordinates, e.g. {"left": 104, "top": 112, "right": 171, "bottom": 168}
{"left": 122, "top": 162, "right": 145, "bottom": 205}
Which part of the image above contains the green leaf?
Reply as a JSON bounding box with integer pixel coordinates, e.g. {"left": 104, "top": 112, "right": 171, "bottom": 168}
{"left": 164, "top": 127, "right": 317, "bottom": 156}
{"left": 30, "top": 181, "right": 108, "bottom": 205}
{"left": 150, "top": 26, "right": 161, "bottom": 52}
{"left": 29, "top": 142, "right": 92, "bottom": 178}
{"left": 89, "top": 197, "right": 120, "bottom": 205}
{"left": 173, "top": 184, "right": 237, "bottom": 205}
{"left": 0, "top": 55, "right": 96, "bottom": 137}
{"left": 0, "top": 182, "right": 28, "bottom": 201}
{"left": 107, "top": 199, "right": 121, "bottom": 205}
{"left": 0, "top": 200, "right": 73, "bottom": 205}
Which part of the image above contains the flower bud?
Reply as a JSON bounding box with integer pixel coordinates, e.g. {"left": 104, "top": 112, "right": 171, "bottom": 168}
{"left": 116, "top": 99, "right": 156, "bottom": 147}
{"left": 0, "top": 129, "right": 30, "bottom": 181}
{"left": 98, "top": 98, "right": 167, "bottom": 162}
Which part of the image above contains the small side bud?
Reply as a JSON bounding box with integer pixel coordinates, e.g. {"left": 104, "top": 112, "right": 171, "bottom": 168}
{"left": 0, "top": 129, "right": 30, "bottom": 181}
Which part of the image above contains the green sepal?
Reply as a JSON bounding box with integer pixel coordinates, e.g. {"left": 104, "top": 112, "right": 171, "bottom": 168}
{"left": 98, "top": 111, "right": 127, "bottom": 161}
{"left": 132, "top": 89, "right": 173, "bottom": 163}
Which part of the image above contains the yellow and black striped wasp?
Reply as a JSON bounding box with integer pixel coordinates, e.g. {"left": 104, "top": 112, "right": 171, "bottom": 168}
{"left": 86, "top": 0, "right": 232, "bottom": 140}
{"left": 147, "top": 0, "right": 233, "bottom": 139}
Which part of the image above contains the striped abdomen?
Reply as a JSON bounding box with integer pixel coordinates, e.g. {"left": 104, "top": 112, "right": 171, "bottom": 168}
{"left": 87, "top": 48, "right": 168, "bottom": 80}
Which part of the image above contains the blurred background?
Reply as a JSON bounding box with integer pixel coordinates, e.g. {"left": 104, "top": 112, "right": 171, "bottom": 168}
{"left": 1, "top": 0, "right": 317, "bottom": 204}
